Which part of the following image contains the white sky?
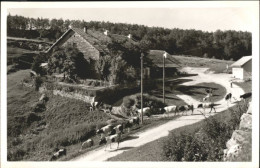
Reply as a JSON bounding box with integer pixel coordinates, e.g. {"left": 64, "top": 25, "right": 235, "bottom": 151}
{"left": 6, "top": 2, "right": 258, "bottom": 33}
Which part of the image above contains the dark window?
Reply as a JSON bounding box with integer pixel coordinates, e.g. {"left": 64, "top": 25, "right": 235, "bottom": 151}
{"left": 73, "top": 43, "right": 77, "bottom": 47}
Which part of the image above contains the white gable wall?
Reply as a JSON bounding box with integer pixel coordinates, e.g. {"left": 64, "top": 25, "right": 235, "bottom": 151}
{"left": 232, "top": 67, "right": 244, "bottom": 79}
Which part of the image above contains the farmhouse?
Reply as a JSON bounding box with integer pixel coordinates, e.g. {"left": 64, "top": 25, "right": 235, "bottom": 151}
{"left": 145, "top": 50, "right": 181, "bottom": 78}
{"left": 230, "top": 56, "right": 252, "bottom": 80}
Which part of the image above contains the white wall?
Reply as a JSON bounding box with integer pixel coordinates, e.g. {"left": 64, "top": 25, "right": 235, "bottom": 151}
{"left": 232, "top": 67, "right": 244, "bottom": 79}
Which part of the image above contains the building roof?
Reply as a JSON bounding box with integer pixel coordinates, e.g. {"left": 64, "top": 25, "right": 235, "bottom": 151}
{"left": 231, "top": 56, "right": 252, "bottom": 68}
{"left": 146, "top": 50, "right": 181, "bottom": 68}
{"left": 46, "top": 27, "right": 137, "bottom": 55}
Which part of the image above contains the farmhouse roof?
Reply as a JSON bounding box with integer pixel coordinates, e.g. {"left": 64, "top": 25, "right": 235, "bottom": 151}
{"left": 230, "top": 56, "right": 252, "bottom": 68}
{"left": 147, "top": 50, "right": 181, "bottom": 68}
{"left": 46, "top": 27, "right": 137, "bottom": 54}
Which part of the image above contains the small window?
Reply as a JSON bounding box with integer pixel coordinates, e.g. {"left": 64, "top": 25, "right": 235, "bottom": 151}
{"left": 73, "top": 43, "right": 77, "bottom": 47}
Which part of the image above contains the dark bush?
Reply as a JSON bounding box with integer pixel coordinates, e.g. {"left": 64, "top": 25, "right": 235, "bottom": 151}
{"left": 7, "top": 148, "right": 26, "bottom": 161}
{"left": 33, "top": 101, "right": 46, "bottom": 113}
{"left": 27, "top": 112, "right": 41, "bottom": 125}
{"left": 123, "top": 97, "right": 135, "bottom": 108}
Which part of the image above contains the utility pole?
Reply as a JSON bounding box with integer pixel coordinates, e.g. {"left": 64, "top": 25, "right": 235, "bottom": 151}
{"left": 163, "top": 52, "right": 167, "bottom": 104}
{"left": 140, "top": 53, "right": 144, "bottom": 124}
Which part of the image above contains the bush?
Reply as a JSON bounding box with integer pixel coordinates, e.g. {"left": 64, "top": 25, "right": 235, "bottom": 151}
{"left": 27, "top": 112, "right": 41, "bottom": 125}
{"left": 33, "top": 101, "right": 46, "bottom": 113}
{"left": 7, "top": 148, "right": 26, "bottom": 161}
{"left": 162, "top": 102, "right": 249, "bottom": 161}
{"left": 34, "top": 76, "right": 43, "bottom": 91}
{"left": 123, "top": 97, "right": 135, "bottom": 108}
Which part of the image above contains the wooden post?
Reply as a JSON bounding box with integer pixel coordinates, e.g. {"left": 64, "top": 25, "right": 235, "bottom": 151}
{"left": 141, "top": 53, "right": 144, "bottom": 124}
{"left": 163, "top": 53, "right": 165, "bottom": 104}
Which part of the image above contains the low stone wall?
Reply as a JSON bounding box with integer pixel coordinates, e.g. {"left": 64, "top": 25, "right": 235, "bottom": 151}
{"left": 53, "top": 90, "right": 95, "bottom": 104}
{"left": 223, "top": 102, "right": 252, "bottom": 161}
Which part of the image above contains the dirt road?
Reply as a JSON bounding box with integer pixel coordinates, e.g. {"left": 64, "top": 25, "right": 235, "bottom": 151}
{"left": 72, "top": 67, "right": 245, "bottom": 161}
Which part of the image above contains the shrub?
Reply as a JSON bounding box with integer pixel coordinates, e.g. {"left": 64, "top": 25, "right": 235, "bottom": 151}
{"left": 34, "top": 76, "right": 43, "bottom": 91}
{"left": 162, "top": 102, "right": 249, "bottom": 161}
{"left": 33, "top": 101, "right": 46, "bottom": 113}
{"left": 123, "top": 97, "right": 135, "bottom": 108}
{"left": 27, "top": 112, "right": 41, "bottom": 125}
{"left": 7, "top": 148, "right": 26, "bottom": 161}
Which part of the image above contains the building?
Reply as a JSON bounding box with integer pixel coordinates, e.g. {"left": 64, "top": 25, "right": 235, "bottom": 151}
{"left": 145, "top": 50, "right": 181, "bottom": 78}
{"left": 46, "top": 27, "right": 137, "bottom": 78}
{"left": 230, "top": 56, "right": 252, "bottom": 80}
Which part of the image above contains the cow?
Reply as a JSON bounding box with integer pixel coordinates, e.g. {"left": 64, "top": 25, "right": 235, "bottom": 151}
{"left": 178, "top": 105, "right": 188, "bottom": 115}
{"left": 99, "top": 133, "right": 122, "bottom": 151}
{"left": 96, "top": 125, "right": 114, "bottom": 136}
{"left": 240, "top": 92, "right": 252, "bottom": 101}
{"left": 80, "top": 139, "right": 94, "bottom": 151}
{"left": 114, "top": 124, "right": 124, "bottom": 134}
{"left": 49, "top": 148, "right": 66, "bottom": 161}
{"left": 225, "top": 93, "right": 232, "bottom": 106}
{"left": 198, "top": 103, "right": 216, "bottom": 113}
{"left": 137, "top": 107, "right": 150, "bottom": 117}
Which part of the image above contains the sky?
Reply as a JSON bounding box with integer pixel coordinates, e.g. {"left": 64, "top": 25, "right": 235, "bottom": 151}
{"left": 7, "top": 3, "right": 258, "bottom": 32}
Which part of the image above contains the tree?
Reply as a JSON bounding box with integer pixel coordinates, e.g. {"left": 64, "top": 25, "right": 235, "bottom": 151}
{"left": 95, "top": 55, "right": 111, "bottom": 81}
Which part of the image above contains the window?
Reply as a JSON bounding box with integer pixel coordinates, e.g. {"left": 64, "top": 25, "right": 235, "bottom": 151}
{"left": 73, "top": 43, "right": 77, "bottom": 47}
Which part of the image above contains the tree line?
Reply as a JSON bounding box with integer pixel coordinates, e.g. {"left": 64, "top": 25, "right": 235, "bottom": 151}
{"left": 7, "top": 14, "right": 252, "bottom": 61}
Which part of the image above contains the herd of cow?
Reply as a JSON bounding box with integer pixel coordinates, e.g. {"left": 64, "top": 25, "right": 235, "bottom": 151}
{"left": 49, "top": 88, "right": 251, "bottom": 161}
{"left": 49, "top": 116, "right": 140, "bottom": 161}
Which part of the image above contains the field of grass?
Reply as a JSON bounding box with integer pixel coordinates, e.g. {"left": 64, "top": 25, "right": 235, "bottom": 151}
{"left": 234, "top": 80, "right": 252, "bottom": 93}
{"left": 108, "top": 102, "right": 248, "bottom": 161}
{"left": 173, "top": 55, "right": 234, "bottom": 73}
{"left": 7, "top": 70, "right": 111, "bottom": 161}
{"left": 7, "top": 47, "right": 36, "bottom": 59}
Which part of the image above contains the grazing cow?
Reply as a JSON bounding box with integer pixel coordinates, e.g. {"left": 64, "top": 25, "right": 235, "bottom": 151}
{"left": 163, "top": 105, "right": 177, "bottom": 115}
{"left": 197, "top": 104, "right": 203, "bottom": 108}
{"left": 137, "top": 107, "right": 150, "bottom": 116}
{"left": 114, "top": 124, "right": 124, "bottom": 134}
{"left": 225, "top": 93, "right": 232, "bottom": 101}
{"left": 96, "top": 125, "right": 114, "bottom": 135}
{"left": 81, "top": 139, "right": 94, "bottom": 150}
{"left": 50, "top": 148, "right": 66, "bottom": 161}
{"left": 225, "top": 93, "right": 232, "bottom": 105}
{"left": 188, "top": 104, "right": 194, "bottom": 115}
{"left": 198, "top": 103, "right": 216, "bottom": 113}
{"left": 178, "top": 106, "right": 188, "bottom": 115}
{"left": 99, "top": 133, "right": 122, "bottom": 151}
{"left": 240, "top": 92, "right": 252, "bottom": 101}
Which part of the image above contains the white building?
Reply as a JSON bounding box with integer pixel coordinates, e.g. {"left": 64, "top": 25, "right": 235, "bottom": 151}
{"left": 230, "top": 56, "right": 252, "bottom": 80}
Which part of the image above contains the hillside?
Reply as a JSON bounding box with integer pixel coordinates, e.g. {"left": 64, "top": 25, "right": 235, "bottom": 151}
{"left": 7, "top": 70, "right": 111, "bottom": 161}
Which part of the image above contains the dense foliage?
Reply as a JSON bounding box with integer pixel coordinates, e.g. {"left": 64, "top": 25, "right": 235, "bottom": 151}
{"left": 7, "top": 14, "right": 251, "bottom": 61}
{"left": 47, "top": 45, "right": 91, "bottom": 81}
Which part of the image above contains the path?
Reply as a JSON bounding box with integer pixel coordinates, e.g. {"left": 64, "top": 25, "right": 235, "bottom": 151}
{"left": 71, "top": 67, "right": 245, "bottom": 161}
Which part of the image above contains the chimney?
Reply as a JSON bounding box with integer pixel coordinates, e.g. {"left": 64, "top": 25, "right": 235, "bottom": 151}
{"left": 84, "top": 26, "right": 87, "bottom": 33}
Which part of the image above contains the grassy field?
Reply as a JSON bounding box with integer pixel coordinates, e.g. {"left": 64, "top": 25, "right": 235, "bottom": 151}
{"left": 108, "top": 102, "right": 247, "bottom": 161}
{"left": 7, "top": 47, "right": 36, "bottom": 59}
{"left": 234, "top": 80, "right": 252, "bottom": 93}
{"left": 173, "top": 55, "right": 234, "bottom": 73}
{"left": 7, "top": 70, "right": 111, "bottom": 161}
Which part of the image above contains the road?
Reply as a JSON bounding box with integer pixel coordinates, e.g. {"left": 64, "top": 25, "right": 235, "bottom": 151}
{"left": 71, "top": 67, "right": 245, "bottom": 161}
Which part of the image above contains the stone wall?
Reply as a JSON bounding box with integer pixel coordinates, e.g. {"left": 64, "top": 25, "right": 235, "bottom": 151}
{"left": 62, "top": 32, "right": 100, "bottom": 61}
{"left": 53, "top": 90, "right": 95, "bottom": 104}
{"left": 223, "top": 102, "right": 252, "bottom": 161}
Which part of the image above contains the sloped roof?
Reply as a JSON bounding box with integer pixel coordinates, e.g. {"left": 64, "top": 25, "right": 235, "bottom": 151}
{"left": 147, "top": 50, "right": 181, "bottom": 68}
{"left": 46, "top": 28, "right": 136, "bottom": 55}
{"left": 231, "top": 56, "right": 252, "bottom": 68}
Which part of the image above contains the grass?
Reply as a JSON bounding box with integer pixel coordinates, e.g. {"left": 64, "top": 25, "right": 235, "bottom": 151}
{"left": 7, "top": 47, "right": 36, "bottom": 58}
{"left": 175, "top": 82, "right": 227, "bottom": 102}
{"left": 234, "top": 80, "right": 252, "bottom": 93}
{"left": 173, "top": 55, "right": 234, "bottom": 73}
{"left": 60, "top": 115, "right": 181, "bottom": 161}
{"left": 108, "top": 103, "right": 247, "bottom": 161}
{"left": 7, "top": 70, "right": 111, "bottom": 161}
